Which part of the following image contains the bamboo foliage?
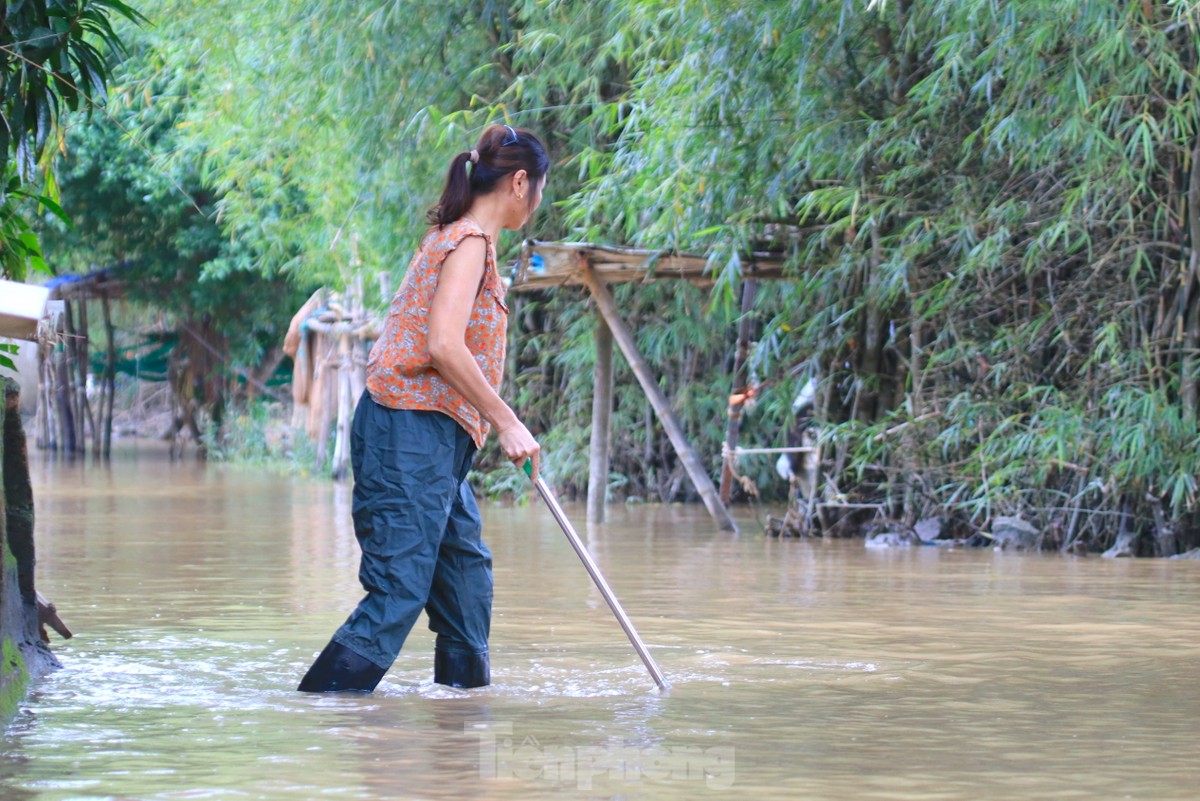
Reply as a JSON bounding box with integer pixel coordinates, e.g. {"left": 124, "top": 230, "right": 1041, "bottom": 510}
{"left": 517, "top": 1, "right": 1200, "bottom": 551}
{"left": 0, "top": 0, "right": 142, "bottom": 282}
{"left": 57, "top": 1, "right": 1200, "bottom": 552}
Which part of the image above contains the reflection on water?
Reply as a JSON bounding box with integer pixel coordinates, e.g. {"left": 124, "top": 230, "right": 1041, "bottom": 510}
{"left": 2, "top": 441, "right": 1198, "bottom": 800}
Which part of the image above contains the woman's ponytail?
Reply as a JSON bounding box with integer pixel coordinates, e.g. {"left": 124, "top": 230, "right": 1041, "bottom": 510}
{"left": 428, "top": 151, "right": 476, "bottom": 227}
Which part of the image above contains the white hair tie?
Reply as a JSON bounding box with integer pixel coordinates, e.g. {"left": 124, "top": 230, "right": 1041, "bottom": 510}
{"left": 469, "top": 149, "right": 480, "bottom": 164}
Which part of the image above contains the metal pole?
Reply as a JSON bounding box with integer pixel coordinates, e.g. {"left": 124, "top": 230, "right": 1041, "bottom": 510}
{"left": 526, "top": 464, "right": 670, "bottom": 691}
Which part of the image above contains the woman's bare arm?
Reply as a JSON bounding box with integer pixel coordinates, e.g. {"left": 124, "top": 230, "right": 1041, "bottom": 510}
{"left": 427, "top": 235, "right": 540, "bottom": 477}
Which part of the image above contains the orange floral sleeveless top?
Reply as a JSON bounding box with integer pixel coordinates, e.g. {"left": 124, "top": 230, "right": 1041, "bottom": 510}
{"left": 366, "top": 218, "right": 508, "bottom": 448}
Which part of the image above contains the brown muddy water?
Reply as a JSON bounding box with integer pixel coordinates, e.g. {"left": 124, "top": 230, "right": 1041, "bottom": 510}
{"left": 1, "top": 441, "right": 1198, "bottom": 800}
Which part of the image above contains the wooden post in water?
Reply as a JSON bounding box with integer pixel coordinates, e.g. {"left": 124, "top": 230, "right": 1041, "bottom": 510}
{"left": 62, "top": 300, "right": 85, "bottom": 453}
{"left": 77, "top": 300, "right": 101, "bottom": 456}
{"left": 101, "top": 294, "right": 116, "bottom": 458}
{"left": 51, "top": 309, "right": 75, "bottom": 455}
{"left": 34, "top": 335, "right": 50, "bottom": 451}
{"left": 577, "top": 259, "right": 738, "bottom": 533}
{"left": 330, "top": 329, "right": 353, "bottom": 481}
{"left": 587, "top": 316, "right": 614, "bottom": 524}
{"left": 719, "top": 279, "right": 758, "bottom": 504}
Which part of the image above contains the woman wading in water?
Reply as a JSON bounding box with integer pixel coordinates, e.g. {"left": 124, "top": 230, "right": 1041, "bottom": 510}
{"left": 299, "top": 124, "right": 548, "bottom": 692}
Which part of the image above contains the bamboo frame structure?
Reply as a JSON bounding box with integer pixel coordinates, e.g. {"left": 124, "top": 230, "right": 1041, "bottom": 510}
{"left": 510, "top": 240, "right": 791, "bottom": 532}
{"left": 37, "top": 271, "right": 126, "bottom": 456}
{"left": 282, "top": 283, "right": 373, "bottom": 480}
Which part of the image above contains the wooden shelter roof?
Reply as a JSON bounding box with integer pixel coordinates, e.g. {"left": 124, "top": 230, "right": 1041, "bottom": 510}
{"left": 509, "top": 240, "right": 789, "bottom": 292}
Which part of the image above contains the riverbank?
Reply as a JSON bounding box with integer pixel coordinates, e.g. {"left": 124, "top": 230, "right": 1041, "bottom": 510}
{"left": 1, "top": 380, "right": 59, "bottom": 725}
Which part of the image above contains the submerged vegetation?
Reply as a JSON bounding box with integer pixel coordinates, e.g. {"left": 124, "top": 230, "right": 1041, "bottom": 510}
{"left": 7, "top": 1, "right": 1200, "bottom": 555}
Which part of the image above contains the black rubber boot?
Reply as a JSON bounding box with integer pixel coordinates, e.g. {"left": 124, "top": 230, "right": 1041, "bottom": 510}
{"left": 434, "top": 648, "right": 490, "bottom": 689}
{"left": 297, "top": 640, "right": 387, "bottom": 693}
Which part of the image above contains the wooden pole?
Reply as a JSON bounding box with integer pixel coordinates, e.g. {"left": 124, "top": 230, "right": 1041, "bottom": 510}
{"left": 587, "top": 315, "right": 614, "bottom": 524}
{"left": 52, "top": 307, "right": 75, "bottom": 454}
{"left": 330, "top": 332, "right": 353, "bottom": 481}
{"left": 34, "top": 335, "right": 49, "bottom": 449}
{"left": 101, "top": 294, "right": 116, "bottom": 458}
{"left": 53, "top": 345, "right": 73, "bottom": 452}
{"left": 315, "top": 338, "right": 336, "bottom": 466}
{"left": 719, "top": 279, "right": 758, "bottom": 504}
{"left": 63, "top": 300, "right": 85, "bottom": 453}
{"left": 577, "top": 259, "right": 738, "bottom": 533}
{"left": 78, "top": 299, "right": 100, "bottom": 455}
{"left": 41, "top": 333, "right": 56, "bottom": 451}
{"left": 347, "top": 273, "right": 366, "bottom": 404}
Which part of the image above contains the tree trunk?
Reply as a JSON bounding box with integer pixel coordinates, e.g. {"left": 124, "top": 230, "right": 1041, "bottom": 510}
{"left": 858, "top": 229, "right": 885, "bottom": 423}
{"left": 2, "top": 380, "right": 62, "bottom": 687}
{"left": 1182, "top": 133, "right": 1200, "bottom": 415}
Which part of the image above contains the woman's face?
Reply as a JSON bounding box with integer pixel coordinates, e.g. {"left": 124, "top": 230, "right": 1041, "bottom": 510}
{"left": 505, "top": 172, "right": 547, "bottom": 229}
{"left": 525, "top": 174, "right": 547, "bottom": 222}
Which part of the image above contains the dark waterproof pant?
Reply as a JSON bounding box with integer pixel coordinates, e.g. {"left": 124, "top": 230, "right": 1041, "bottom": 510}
{"left": 330, "top": 392, "right": 492, "bottom": 670}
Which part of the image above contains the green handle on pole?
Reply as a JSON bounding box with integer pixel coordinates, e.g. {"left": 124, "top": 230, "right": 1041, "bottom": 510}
{"left": 523, "top": 458, "right": 533, "bottom": 478}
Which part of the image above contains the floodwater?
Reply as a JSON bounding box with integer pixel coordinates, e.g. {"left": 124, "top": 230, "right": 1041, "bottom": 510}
{"left": 2, "top": 443, "right": 1198, "bottom": 801}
